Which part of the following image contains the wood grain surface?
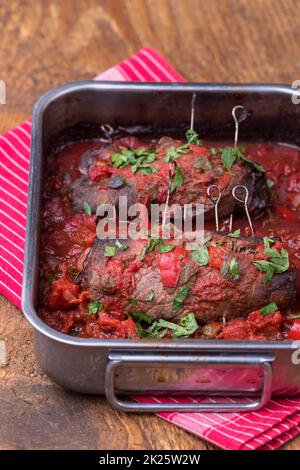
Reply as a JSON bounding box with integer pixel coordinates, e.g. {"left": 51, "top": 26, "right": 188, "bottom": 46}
{"left": 1, "top": 0, "right": 300, "bottom": 450}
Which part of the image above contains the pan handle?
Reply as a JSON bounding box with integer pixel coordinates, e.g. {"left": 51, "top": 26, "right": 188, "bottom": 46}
{"left": 104, "top": 351, "right": 274, "bottom": 412}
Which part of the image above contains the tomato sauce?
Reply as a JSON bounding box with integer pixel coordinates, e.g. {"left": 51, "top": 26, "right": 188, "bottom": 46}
{"left": 38, "top": 138, "right": 300, "bottom": 340}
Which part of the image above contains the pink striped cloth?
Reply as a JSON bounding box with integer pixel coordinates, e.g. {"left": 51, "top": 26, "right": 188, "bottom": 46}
{"left": 1, "top": 47, "right": 300, "bottom": 450}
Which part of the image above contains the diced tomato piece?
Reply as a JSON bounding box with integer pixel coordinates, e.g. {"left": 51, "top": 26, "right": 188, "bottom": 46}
{"left": 278, "top": 207, "right": 293, "bottom": 223}
{"left": 97, "top": 314, "right": 121, "bottom": 331}
{"left": 47, "top": 278, "right": 80, "bottom": 310}
{"left": 157, "top": 246, "right": 186, "bottom": 288}
{"left": 89, "top": 164, "right": 113, "bottom": 182}
{"left": 121, "top": 317, "right": 140, "bottom": 339}
{"left": 217, "top": 173, "right": 231, "bottom": 190}
{"left": 61, "top": 312, "right": 76, "bottom": 334}
{"left": 218, "top": 319, "right": 250, "bottom": 340}
{"left": 288, "top": 319, "right": 300, "bottom": 340}
{"left": 247, "top": 310, "right": 283, "bottom": 334}
{"left": 208, "top": 245, "right": 227, "bottom": 269}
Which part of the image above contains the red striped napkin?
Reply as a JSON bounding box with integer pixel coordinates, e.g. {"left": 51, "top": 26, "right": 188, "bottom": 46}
{"left": 1, "top": 47, "right": 300, "bottom": 450}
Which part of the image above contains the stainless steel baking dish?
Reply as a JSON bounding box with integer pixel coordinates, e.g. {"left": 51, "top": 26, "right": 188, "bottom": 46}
{"left": 22, "top": 81, "right": 300, "bottom": 412}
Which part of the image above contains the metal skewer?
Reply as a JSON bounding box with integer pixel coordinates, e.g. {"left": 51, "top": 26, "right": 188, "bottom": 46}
{"left": 207, "top": 185, "right": 221, "bottom": 232}
{"left": 231, "top": 185, "right": 255, "bottom": 236}
{"left": 162, "top": 161, "right": 177, "bottom": 226}
{"left": 190, "top": 92, "right": 196, "bottom": 131}
{"left": 229, "top": 105, "right": 248, "bottom": 229}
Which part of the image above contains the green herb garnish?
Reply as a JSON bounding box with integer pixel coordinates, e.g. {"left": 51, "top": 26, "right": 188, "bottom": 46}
{"left": 140, "top": 237, "right": 175, "bottom": 260}
{"left": 210, "top": 241, "right": 224, "bottom": 247}
{"left": 172, "top": 285, "right": 190, "bottom": 313}
{"left": 83, "top": 202, "right": 92, "bottom": 216}
{"left": 129, "top": 310, "right": 153, "bottom": 324}
{"left": 267, "top": 178, "right": 275, "bottom": 188}
{"left": 105, "top": 246, "right": 116, "bottom": 257}
{"left": 170, "top": 165, "right": 184, "bottom": 192}
{"left": 164, "top": 145, "right": 189, "bottom": 163}
{"left": 220, "top": 147, "right": 238, "bottom": 172}
{"left": 229, "top": 257, "right": 240, "bottom": 280}
{"left": 260, "top": 302, "right": 278, "bottom": 316}
{"left": 228, "top": 229, "right": 241, "bottom": 239}
{"left": 192, "top": 236, "right": 212, "bottom": 266}
{"left": 157, "top": 242, "right": 175, "bottom": 253}
{"left": 220, "top": 146, "right": 264, "bottom": 173}
{"left": 252, "top": 237, "right": 289, "bottom": 283}
{"left": 112, "top": 148, "right": 157, "bottom": 175}
{"left": 140, "top": 246, "right": 147, "bottom": 261}
{"left": 115, "top": 240, "right": 129, "bottom": 251}
{"left": 221, "top": 256, "right": 240, "bottom": 280}
{"left": 88, "top": 301, "right": 103, "bottom": 315}
{"left": 138, "top": 312, "right": 198, "bottom": 338}
{"left": 186, "top": 129, "right": 201, "bottom": 145}
{"left": 288, "top": 314, "right": 300, "bottom": 321}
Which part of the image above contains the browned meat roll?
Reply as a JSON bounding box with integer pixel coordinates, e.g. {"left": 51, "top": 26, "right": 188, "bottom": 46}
{"left": 71, "top": 135, "right": 269, "bottom": 220}
{"left": 81, "top": 233, "right": 296, "bottom": 324}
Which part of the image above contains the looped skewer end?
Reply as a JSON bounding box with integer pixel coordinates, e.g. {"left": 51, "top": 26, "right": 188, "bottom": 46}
{"left": 231, "top": 185, "right": 255, "bottom": 236}
{"left": 232, "top": 105, "right": 247, "bottom": 148}
{"left": 207, "top": 184, "right": 221, "bottom": 232}
{"left": 100, "top": 123, "right": 114, "bottom": 143}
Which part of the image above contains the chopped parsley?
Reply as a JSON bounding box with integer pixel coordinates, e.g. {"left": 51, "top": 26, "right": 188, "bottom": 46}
{"left": 115, "top": 240, "right": 129, "bottom": 251}
{"left": 88, "top": 301, "right": 103, "bottom": 315}
{"left": 192, "top": 236, "right": 212, "bottom": 267}
{"left": 163, "top": 129, "right": 201, "bottom": 164}
{"left": 220, "top": 147, "right": 238, "bottom": 172}
{"left": 221, "top": 256, "right": 240, "bottom": 280}
{"left": 185, "top": 129, "right": 201, "bottom": 145}
{"left": 129, "top": 310, "right": 153, "bottom": 324}
{"left": 170, "top": 165, "right": 184, "bottom": 192}
{"left": 83, "top": 201, "right": 92, "bottom": 216}
{"left": 140, "top": 237, "right": 175, "bottom": 261}
{"left": 229, "top": 257, "right": 240, "bottom": 280}
{"left": 228, "top": 229, "right": 241, "bottom": 238}
{"left": 288, "top": 314, "right": 300, "bottom": 321}
{"left": 172, "top": 285, "right": 189, "bottom": 313}
{"left": 163, "top": 145, "right": 188, "bottom": 163}
{"left": 252, "top": 237, "right": 289, "bottom": 283}
{"left": 104, "top": 246, "right": 116, "bottom": 257}
{"left": 111, "top": 148, "right": 157, "bottom": 175}
{"left": 220, "top": 146, "right": 264, "bottom": 173}
{"left": 260, "top": 302, "right": 278, "bottom": 316}
{"left": 138, "top": 312, "right": 198, "bottom": 339}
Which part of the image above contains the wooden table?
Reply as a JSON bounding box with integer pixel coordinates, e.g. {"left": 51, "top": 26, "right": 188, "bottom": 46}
{"left": 1, "top": 0, "right": 300, "bottom": 450}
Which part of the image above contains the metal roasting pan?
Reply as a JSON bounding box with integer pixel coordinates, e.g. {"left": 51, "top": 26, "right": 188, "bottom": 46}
{"left": 22, "top": 81, "right": 300, "bottom": 412}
